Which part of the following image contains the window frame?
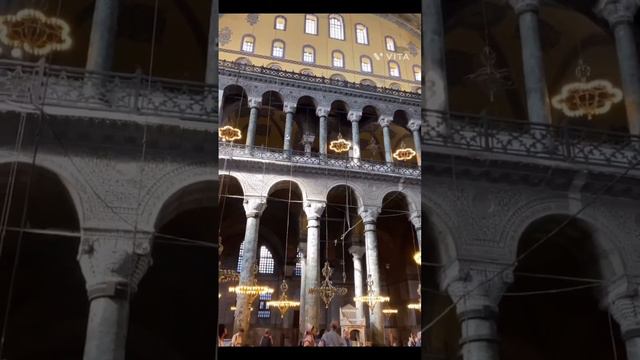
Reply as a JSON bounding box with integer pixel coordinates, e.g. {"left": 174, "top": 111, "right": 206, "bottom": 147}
{"left": 241, "top": 34, "right": 255, "bottom": 53}
{"left": 302, "top": 45, "right": 316, "bottom": 63}
{"left": 355, "top": 23, "right": 369, "bottom": 45}
{"left": 331, "top": 50, "right": 345, "bottom": 68}
{"left": 413, "top": 65, "right": 421, "bottom": 82}
{"left": 328, "top": 14, "right": 345, "bottom": 41}
{"left": 360, "top": 55, "right": 373, "bottom": 73}
{"left": 388, "top": 60, "right": 401, "bottom": 78}
{"left": 271, "top": 39, "right": 285, "bottom": 58}
{"left": 385, "top": 36, "right": 396, "bottom": 52}
{"left": 258, "top": 292, "right": 272, "bottom": 319}
{"left": 258, "top": 245, "right": 275, "bottom": 274}
{"left": 274, "top": 15, "right": 287, "bottom": 31}
{"left": 304, "top": 14, "right": 318, "bottom": 35}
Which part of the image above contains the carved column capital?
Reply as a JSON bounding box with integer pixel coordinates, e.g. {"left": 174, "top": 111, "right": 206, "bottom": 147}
{"left": 358, "top": 206, "right": 381, "bottom": 224}
{"left": 316, "top": 107, "right": 330, "bottom": 117}
{"left": 508, "top": 0, "right": 541, "bottom": 15}
{"left": 283, "top": 102, "right": 297, "bottom": 113}
{"left": 303, "top": 200, "right": 326, "bottom": 221}
{"left": 378, "top": 116, "right": 393, "bottom": 128}
{"left": 595, "top": 0, "right": 639, "bottom": 27}
{"left": 348, "top": 245, "right": 366, "bottom": 258}
{"left": 78, "top": 229, "right": 153, "bottom": 300}
{"left": 606, "top": 278, "right": 640, "bottom": 338}
{"left": 348, "top": 111, "right": 363, "bottom": 122}
{"left": 407, "top": 119, "right": 422, "bottom": 132}
{"left": 247, "top": 97, "right": 262, "bottom": 109}
{"left": 409, "top": 211, "right": 421, "bottom": 229}
{"left": 243, "top": 197, "right": 267, "bottom": 218}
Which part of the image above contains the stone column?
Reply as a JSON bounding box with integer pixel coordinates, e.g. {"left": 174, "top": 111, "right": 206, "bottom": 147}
{"left": 407, "top": 119, "right": 422, "bottom": 164}
{"left": 607, "top": 280, "right": 640, "bottom": 360}
{"left": 359, "top": 206, "right": 385, "bottom": 346}
{"left": 205, "top": 0, "right": 218, "bottom": 84}
{"left": 348, "top": 111, "right": 363, "bottom": 161}
{"left": 378, "top": 117, "right": 393, "bottom": 164}
{"left": 283, "top": 102, "right": 297, "bottom": 154}
{"left": 410, "top": 211, "right": 421, "bottom": 252}
{"left": 303, "top": 200, "right": 326, "bottom": 330}
{"left": 423, "top": 0, "right": 449, "bottom": 137}
{"left": 317, "top": 107, "right": 329, "bottom": 157}
{"left": 445, "top": 263, "right": 513, "bottom": 360}
{"left": 298, "top": 243, "right": 307, "bottom": 339}
{"left": 349, "top": 245, "right": 366, "bottom": 321}
{"left": 78, "top": 229, "right": 152, "bottom": 360}
{"left": 509, "top": 0, "right": 552, "bottom": 124}
{"left": 86, "top": 0, "right": 120, "bottom": 72}
{"left": 245, "top": 97, "right": 261, "bottom": 148}
{"left": 233, "top": 198, "right": 267, "bottom": 337}
{"left": 596, "top": 0, "right": 640, "bottom": 135}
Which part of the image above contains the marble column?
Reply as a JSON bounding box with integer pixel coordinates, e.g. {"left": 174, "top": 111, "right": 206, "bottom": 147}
{"left": 348, "top": 111, "right": 362, "bottom": 161}
{"left": 445, "top": 264, "right": 512, "bottom": 360}
{"left": 233, "top": 198, "right": 267, "bottom": 338}
{"left": 205, "top": 0, "right": 218, "bottom": 84}
{"left": 407, "top": 119, "right": 422, "bottom": 164}
{"left": 378, "top": 117, "right": 393, "bottom": 164}
{"left": 245, "top": 97, "right": 261, "bottom": 148}
{"left": 410, "top": 211, "right": 422, "bottom": 252}
{"left": 86, "top": 0, "right": 120, "bottom": 72}
{"left": 359, "top": 206, "right": 385, "bottom": 346}
{"left": 78, "top": 229, "right": 152, "bottom": 360}
{"left": 509, "top": 0, "right": 552, "bottom": 124}
{"left": 349, "top": 245, "right": 366, "bottom": 321}
{"left": 298, "top": 242, "right": 307, "bottom": 339}
{"left": 596, "top": 0, "right": 640, "bottom": 135}
{"left": 423, "top": 0, "right": 449, "bottom": 137}
{"left": 303, "top": 200, "right": 326, "bottom": 330}
{"left": 317, "top": 107, "right": 329, "bottom": 157}
{"left": 283, "top": 102, "right": 297, "bottom": 154}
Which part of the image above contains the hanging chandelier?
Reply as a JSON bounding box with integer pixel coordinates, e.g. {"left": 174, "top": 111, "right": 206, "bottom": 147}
{"left": 329, "top": 132, "right": 351, "bottom": 153}
{"left": 413, "top": 251, "right": 421, "bottom": 265}
{"left": 552, "top": 58, "right": 622, "bottom": 120}
{"left": 229, "top": 264, "right": 274, "bottom": 303}
{"left": 366, "top": 136, "right": 380, "bottom": 155}
{"left": 392, "top": 142, "right": 416, "bottom": 161}
{"left": 218, "top": 239, "right": 240, "bottom": 283}
{"left": 218, "top": 125, "right": 242, "bottom": 142}
{"left": 309, "top": 261, "right": 348, "bottom": 308}
{"left": 408, "top": 284, "right": 421, "bottom": 310}
{"left": 266, "top": 280, "right": 300, "bottom": 318}
{"left": 0, "top": 9, "right": 72, "bottom": 58}
{"left": 465, "top": 45, "right": 513, "bottom": 102}
{"left": 354, "top": 274, "right": 390, "bottom": 310}
{"left": 382, "top": 308, "right": 398, "bottom": 315}
{"left": 231, "top": 306, "right": 254, "bottom": 311}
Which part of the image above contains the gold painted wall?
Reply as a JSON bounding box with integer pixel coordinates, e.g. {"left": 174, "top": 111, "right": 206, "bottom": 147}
{"left": 219, "top": 14, "right": 421, "bottom": 92}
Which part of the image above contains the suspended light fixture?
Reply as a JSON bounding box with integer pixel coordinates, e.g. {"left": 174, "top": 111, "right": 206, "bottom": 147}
{"left": 393, "top": 142, "right": 416, "bottom": 161}
{"left": 309, "top": 261, "right": 348, "bottom": 308}
{"left": 413, "top": 251, "right": 421, "bottom": 265}
{"left": 408, "top": 284, "right": 421, "bottom": 311}
{"left": 354, "top": 274, "right": 390, "bottom": 310}
{"left": 0, "top": 9, "right": 72, "bottom": 56}
{"left": 229, "top": 264, "right": 274, "bottom": 303}
{"left": 218, "top": 238, "right": 240, "bottom": 283}
{"left": 329, "top": 132, "right": 351, "bottom": 153}
{"left": 266, "top": 280, "right": 300, "bottom": 318}
{"left": 552, "top": 58, "right": 622, "bottom": 120}
{"left": 218, "top": 125, "right": 242, "bottom": 142}
{"left": 382, "top": 308, "right": 398, "bottom": 315}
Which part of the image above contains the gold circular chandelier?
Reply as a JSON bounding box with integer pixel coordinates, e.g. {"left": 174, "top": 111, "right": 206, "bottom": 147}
{"left": 218, "top": 240, "right": 240, "bottom": 283}
{"left": 407, "top": 303, "right": 421, "bottom": 311}
{"left": 551, "top": 58, "right": 622, "bottom": 120}
{"left": 382, "top": 308, "right": 398, "bottom": 315}
{"left": 228, "top": 264, "right": 274, "bottom": 302}
{"left": 392, "top": 142, "right": 416, "bottom": 161}
{"left": 354, "top": 274, "right": 390, "bottom": 309}
{"left": 218, "top": 125, "right": 242, "bottom": 142}
{"left": 329, "top": 132, "right": 351, "bottom": 153}
{"left": 0, "top": 9, "right": 72, "bottom": 56}
{"left": 266, "top": 280, "right": 300, "bottom": 318}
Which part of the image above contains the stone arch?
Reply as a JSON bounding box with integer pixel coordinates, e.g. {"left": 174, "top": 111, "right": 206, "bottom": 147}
{"left": 379, "top": 188, "right": 419, "bottom": 214}
{"left": 421, "top": 190, "right": 460, "bottom": 267}
{"left": 499, "top": 197, "right": 626, "bottom": 280}
{"left": 265, "top": 179, "right": 307, "bottom": 202}
{"left": 323, "top": 182, "right": 365, "bottom": 209}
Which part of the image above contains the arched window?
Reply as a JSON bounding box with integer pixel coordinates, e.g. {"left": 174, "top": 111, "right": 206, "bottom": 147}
{"left": 295, "top": 251, "right": 303, "bottom": 276}
{"left": 272, "top": 40, "right": 285, "bottom": 58}
{"left": 303, "top": 46, "right": 315, "bottom": 63}
{"left": 241, "top": 34, "right": 255, "bottom": 53}
{"left": 258, "top": 245, "right": 275, "bottom": 274}
{"left": 413, "top": 65, "right": 421, "bottom": 82}
{"left": 360, "top": 79, "right": 377, "bottom": 87}
{"left": 332, "top": 50, "right": 344, "bottom": 68}
{"left": 331, "top": 74, "right": 346, "bottom": 81}
{"left": 385, "top": 36, "right": 396, "bottom": 52}
{"left": 360, "top": 56, "right": 372, "bottom": 73}
{"left": 329, "top": 14, "right": 344, "bottom": 40}
{"left": 305, "top": 14, "right": 318, "bottom": 35}
{"left": 389, "top": 82, "right": 402, "bottom": 90}
{"left": 355, "top": 24, "right": 368, "bottom": 44}
{"left": 388, "top": 61, "right": 400, "bottom": 77}
{"left": 300, "top": 68, "right": 315, "bottom": 76}
{"left": 274, "top": 16, "right": 286, "bottom": 30}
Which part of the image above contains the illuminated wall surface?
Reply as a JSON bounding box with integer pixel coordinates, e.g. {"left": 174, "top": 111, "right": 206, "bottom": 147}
{"left": 219, "top": 14, "right": 422, "bottom": 92}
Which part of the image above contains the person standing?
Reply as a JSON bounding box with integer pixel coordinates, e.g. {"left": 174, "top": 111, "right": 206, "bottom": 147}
{"left": 231, "top": 328, "right": 245, "bottom": 347}
{"left": 303, "top": 325, "right": 316, "bottom": 347}
{"left": 342, "top": 329, "right": 352, "bottom": 347}
{"left": 259, "top": 329, "right": 273, "bottom": 346}
{"left": 320, "top": 321, "right": 346, "bottom": 346}
{"left": 218, "top": 324, "right": 228, "bottom": 347}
